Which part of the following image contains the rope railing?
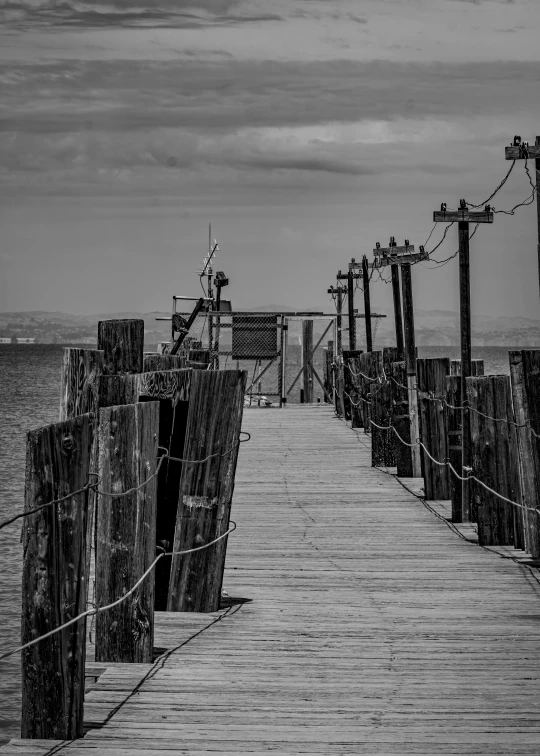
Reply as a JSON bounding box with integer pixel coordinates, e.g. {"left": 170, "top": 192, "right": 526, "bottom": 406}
{"left": 342, "top": 361, "right": 540, "bottom": 441}
{"left": 0, "top": 521, "right": 237, "bottom": 662}
{"left": 0, "top": 431, "right": 251, "bottom": 533}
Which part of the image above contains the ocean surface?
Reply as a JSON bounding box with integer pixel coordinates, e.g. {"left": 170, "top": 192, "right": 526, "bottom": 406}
{"left": 0, "top": 343, "right": 527, "bottom": 744}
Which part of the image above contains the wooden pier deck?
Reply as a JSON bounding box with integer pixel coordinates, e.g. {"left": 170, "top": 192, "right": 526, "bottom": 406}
{"left": 4, "top": 405, "right": 540, "bottom": 755}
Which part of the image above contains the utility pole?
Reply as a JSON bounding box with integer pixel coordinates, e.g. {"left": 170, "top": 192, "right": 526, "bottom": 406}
{"left": 400, "top": 262, "right": 422, "bottom": 477}
{"left": 505, "top": 136, "right": 540, "bottom": 300}
{"left": 328, "top": 281, "right": 345, "bottom": 415}
{"left": 367, "top": 239, "right": 428, "bottom": 476}
{"left": 347, "top": 268, "right": 356, "bottom": 350}
{"left": 433, "top": 201, "right": 494, "bottom": 521}
{"left": 362, "top": 256, "right": 373, "bottom": 352}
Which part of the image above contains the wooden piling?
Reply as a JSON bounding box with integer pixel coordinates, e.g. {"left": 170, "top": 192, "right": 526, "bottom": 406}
{"left": 343, "top": 349, "right": 362, "bottom": 422}
{"left": 357, "top": 352, "right": 382, "bottom": 433}
{"left": 143, "top": 353, "right": 186, "bottom": 372}
{"left": 323, "top": 341, "right": 334, "bottom": 405}
{"left": 95, "top": 401, "right": 159, "bottom": 663}
{"left": 417, "top": 358, "right": 451, "bottom": 500}
{"left": 187, "top": 349, "right": 211, "bottom": 369}
{"left": 167, "top": 370, "right": 246, "bottom": 612}
{"left": 97, "top": 319, "right": 144, "bottom": 375}
{"left": 21, "top": 414, "right": 94, "bottom": 739}
{"left": 59, "top": 348, "right": 104, "bottom": 421}
{"left": 371, "top": 378, "right": 395, "bottom": 468}
{"left": 509, "top": 350, "right": 540, "bottom": 558}
{"left": 392, "top": 361, "right": 414, "bottom": 477}
{"left": 447, "top": 375, "right": 463, "bottom": 522}
{"left": 468, "top": 376, "right": 522, "bottom": 547}
{"left": 302, "top": 320, "right": 314, "bottom": 404}
{"left": 450, "top": 359, "right": 485, "bottom": 376}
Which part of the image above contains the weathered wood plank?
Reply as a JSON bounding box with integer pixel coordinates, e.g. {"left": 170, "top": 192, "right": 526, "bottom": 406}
{"left": 59, "top": 348, "right": 104, "bottom": 421}
{"left": 417, "top": 358, "right": 451, "bottom": 500}
{"left": 21, "top": 414, "right": 94, "bottom": 739}
{"left": 98, "top": 319, "right": 144, "bottom": 375}
{"left": 167, "top": 370, "right": 246, "bottom": 612}
{"left": 95, "top": 402, "right": 159, "bottom": 663}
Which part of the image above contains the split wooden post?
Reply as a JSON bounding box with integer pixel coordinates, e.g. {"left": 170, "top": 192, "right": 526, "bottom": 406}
{"left": 509, "top": 350, "right": 540, "bottom": 558}
{"left": 95, "top": 401, "right": 159, "bottom": 663}
{"left": 417, "top": 358, "right": 451, "bottom": 500}
{"left": 391, "top": 265, "right": 405, "bottom": 360}
{"left": 347, "top": 269, "right": 356, "bottom": 351}
{"left": 21, "top": 414, "right": 95, "bottom": 739}
{"left": 357, "top": 351, "right": 382, "bottom": 433}
{"left": 401, "top": 263, "right": 421, "bottom": 476}
{"left": 168, "top": 369, "right": 246, "bottom": 612}
{"left": 468, "top": 376, "right": 522, "bottom": 547}
{"left": 97, "top": 319, "right": 144, "bottom": 375}
{"left": 59, "top": 348, "right": 104, "bottom": 421}
{"left": 362, "top": 256, "right": 373, "bottom": 352}
{"left": 433, "top": 204, "right": 494, "bottom": 518}
{"left": 392, "top": 361, "right": 414, "bottom": 477}
{"left": 302, "top": 320, "right": 314, "bottom": 403}
{"left": 98, "top": 369, "right": 193, "bottom": 610}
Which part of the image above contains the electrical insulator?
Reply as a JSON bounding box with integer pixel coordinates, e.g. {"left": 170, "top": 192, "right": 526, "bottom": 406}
{"left": 513, "top": 135, "right": 522, "bottom": 146}
{"left": 440, "top": 203, "right": 447, "bottom": 212}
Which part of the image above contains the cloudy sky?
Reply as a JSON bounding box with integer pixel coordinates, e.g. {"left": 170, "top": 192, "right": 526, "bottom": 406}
{"left": 1, "top": 0, "right": 539, "bottom": 318}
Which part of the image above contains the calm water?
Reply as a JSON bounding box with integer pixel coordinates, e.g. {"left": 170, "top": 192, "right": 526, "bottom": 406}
{"left": 0, "top": 343, "right": 524, "bottom": 743}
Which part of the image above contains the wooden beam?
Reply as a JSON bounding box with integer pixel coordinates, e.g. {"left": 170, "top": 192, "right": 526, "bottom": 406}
{"left": 433, "top": 210, "right": 493, "bottom": 223}
{"left": 368, "top": 252, "right": 427, "bottom": 268}
{"left": 21, "top": 414, "right": 94, "bottom": 739}
{"left": 373, "top": 244, "right": 415, "bottom": 256}
{"left": 96, "top": 401, "right": 159, "bottom": 663}
{"left": 505, "top": 144, "right": 540, "bottom": 160}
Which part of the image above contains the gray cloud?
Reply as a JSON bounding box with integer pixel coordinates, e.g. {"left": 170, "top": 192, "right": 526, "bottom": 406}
{"left": 0, "top": 0, "right": 280, "bottom": 28}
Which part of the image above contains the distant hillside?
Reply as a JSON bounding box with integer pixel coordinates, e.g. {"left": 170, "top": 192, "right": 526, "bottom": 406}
{"left": 1, "top": 308, "right": 540, "bottom": 347}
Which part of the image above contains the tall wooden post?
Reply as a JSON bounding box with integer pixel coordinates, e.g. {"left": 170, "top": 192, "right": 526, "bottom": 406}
{"left": 347, "top": 269, "right": 356, "bottom": 351}
{"left": 97, "top": 319, "right": 144, "bottom": 375}
{"left": 362, "top": 256, "right": 373, "bottom": 352}
{"left": 433, "top": 203, "right": 494, "bottom": 512}
{"left": 96, "top": 401, "right": 159, "bottom": 663}
{"left": 458, "top": 220, "right": 473, "bottom": 521}
{"left": 536, "top": 136, "right": 540, "bottom": 302}
{"left": 168, "top": 370, "right": 246, "bottom": 612}
{"left": 336, "top": 285, "right": 343, "bottom": 357}
{"left": 401, "top": 263, "right": 421, "bottom": 476}
{"left": 390, "top": 264, "right": 404, "bottom": 360}
{"left": 302, "top": 320, "right": 314, "bottom": 403}
{"left": 280, "top": 317, "right": 288, "bottom": 407}
{"left": 21, "top": 415, "right": 94, "bottom": 739}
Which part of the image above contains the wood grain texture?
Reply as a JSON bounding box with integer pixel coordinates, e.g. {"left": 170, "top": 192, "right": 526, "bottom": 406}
{"left": 10, "top": 407, "right": 540, "bottom": 755}
{"left": 392, "top": 361, "right": 413, "bottom": 477}
{"left": 21, "top": 414, "right": 94, "bottom": 739}
{"left": 59, "top": 348, "right": 104, "bottom": 422}
{"left": 468, "top": 376, "right": 522, "bottom": 547}
{"left": 342, "top": 350, "right": 362, "bottom": 422}
{"left": 356, "top": 351, "right": 382, "bottom": 432}
{"left": 167, "top": 370, "right": 246, "bottom": 612}
{"left": 509, "top": 350, "right": 540, "bottom": 558}
{"left": 370, "top": 379, "right": 395, "bottom": 468}
{"left": 505, "top": 144, "right": 540, "bottom": 160}
{"left": 95, "top": 402, "right": 159, "bottom": 663}
{"left": 450, "top": 359, "right": 484, "bottom": 376}
{"left": 97, "top": 320, "right": 144, "bottom": 375}
{"left": 143, "top": 355, "right": 186, "bottom": 372}
{"left": 417, "top": 358, "right": 451, "bottom": 500}
{"left": 433, "top": 210, "right": 493, "bottom": 223}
